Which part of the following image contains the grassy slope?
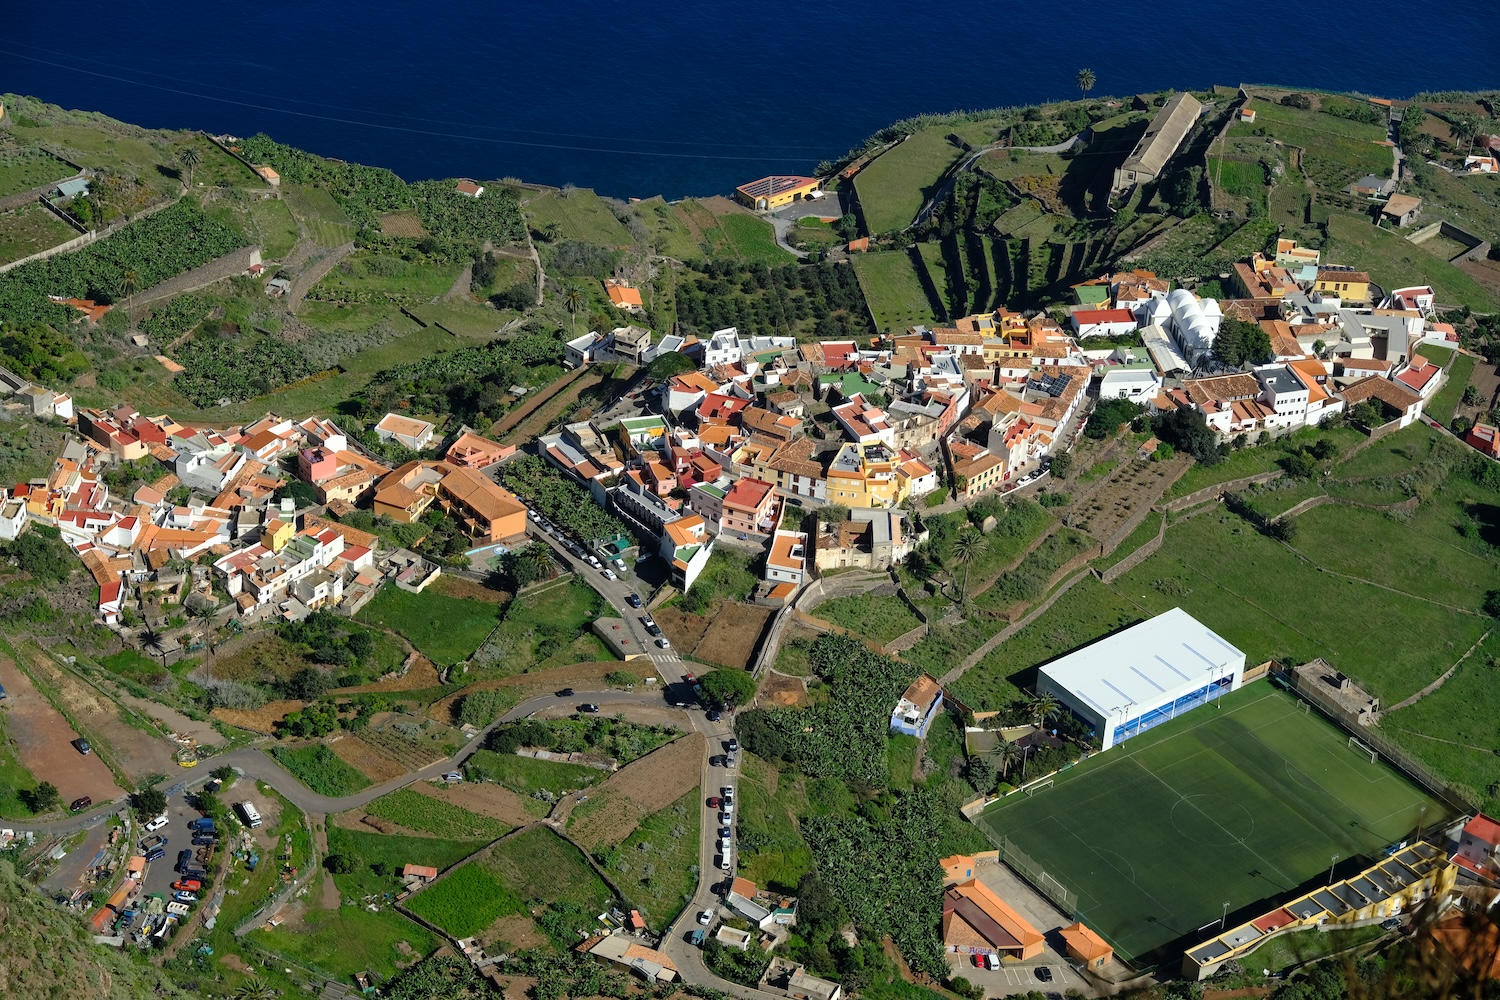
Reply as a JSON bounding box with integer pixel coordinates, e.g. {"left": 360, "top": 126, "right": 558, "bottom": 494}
{"left": 1325, "top": 214, "right": 1498, "bottom": 311}
{"left": 356, "top": 586, "right": 502, "bottom": 667}
{"left": 852, "top": 250, "right": 939, "bottom": 331}
{"left": 524, "top": 189, "right": 634, "bottom": 247}
{"left": 855, "top": 128, "right": 966, "bottom": 233}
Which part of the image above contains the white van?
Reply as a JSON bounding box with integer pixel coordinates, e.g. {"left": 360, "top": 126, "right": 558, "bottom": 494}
{"left": 237, "top": 801, "right": 262, "bottom": 828}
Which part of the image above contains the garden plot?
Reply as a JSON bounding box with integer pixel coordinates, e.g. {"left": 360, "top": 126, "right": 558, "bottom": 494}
{"left": 568, "top": 734, "right": 706, "bottom": 849}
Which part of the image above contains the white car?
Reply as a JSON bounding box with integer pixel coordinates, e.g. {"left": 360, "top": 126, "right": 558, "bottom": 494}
{"left": 144, "top": 815, "right": 169, "bottom": 833}
{"left": 698, "top": 908, "right": 715, "bottom": 926}
{"left": 656, "top": 637, "right": 671, "bottom": 649}
{"left": 718, "top": 855, "right": 732, "bottom": 871}
{"left": 602, "top": 569, "right": 617, "bottom": 581}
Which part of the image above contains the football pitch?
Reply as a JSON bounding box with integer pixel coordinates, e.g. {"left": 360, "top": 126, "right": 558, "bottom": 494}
{"left": 974, "top": 685, "right": 1447, "bottom": 964}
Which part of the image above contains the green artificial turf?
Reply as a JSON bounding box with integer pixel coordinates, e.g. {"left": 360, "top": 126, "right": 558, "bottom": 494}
{"left": 974, "top": 686, "right": 1446, "bottom": 963}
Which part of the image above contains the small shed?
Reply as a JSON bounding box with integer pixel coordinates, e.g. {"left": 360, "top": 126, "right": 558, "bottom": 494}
{"left": 1381, "top": 194, "right": 1422, "bottom": 227}
{"left": 56, "top": 177, "right": 90, "bottom": 199}
{"left": 1060, "top": 921, "right": 1113, "bottom": 970}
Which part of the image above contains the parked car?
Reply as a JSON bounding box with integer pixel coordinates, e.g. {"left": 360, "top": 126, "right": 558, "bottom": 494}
{"left": 443, "top": 772, "right": 463, "bottom": 783}
{"left": 173, "top": 891, "right": 198, "bottom": 904}
{"left": 697, "top": 908, "right": 715, "bottom": 926}
{"left": 70, "top": 796, "right": 91, "bottom": 812}
{"left": 688, "top": 928, "right": 706, "bottom": 946}
{"left": 188, "top": 818, "right": 215, "bottom": 833}
{"left": 718, "top": 826, "right": 731, "bottom": 838}
{"left": 177, "top": 850, "right": 194, "bottom": 871}
{"left": 144, "top": 847, "right": 166, "bottom": 863}
{"left": 725, "top": 737, "right": 739, "bottom": 753}
{"left": 71, "top": 738, "right": 92, "bottom": 755}
{"left": 656, "top": 637, "right": 671, "bottom": 649}
{"left": 646, "top": 624, "right": 663, "bottom": 637}
{"left": 683, "top": 672, "right": 697, "bottom": 684}
{"left": 1034, "top": 967, "right": 1053, "bottom": 983}
{"left": 192, "top": 835, "right": 217, "bottom": 847}
{"left": 144, "top": 815, "right": 169, "bottom": 833}
{"left": 719, "top": 800, "right": 734, "bottom": 815}
{"left": 578, "top": 703, "right": 600, "bottom": 714}
{"left": 640, "top": 615, "right": 655, "bottom": 627}
{"left": 140, "top": 834, "right": 167, "bottom": 852}
{"left": 706, "top": 709, "right": 722, "bottom": 722}
{"left": 706, "top": 796, "right": 721, "bottom": 808}
{"left": 717, "top": 855, "right": 732, "bottom": 871}
{"left": 626, "top": 593, "right": 643, "bottom": 608}
{"left": 711, "top": 755, "right": 725, "bottom": 767}
{"left": 721, "top": 786, "right": 734, "bottom": 801}
{"left": 171, "top": 879, "right": 201, "bottom": 892}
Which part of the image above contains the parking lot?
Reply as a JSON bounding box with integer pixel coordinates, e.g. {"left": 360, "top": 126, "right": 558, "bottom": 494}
{"left": 946, "top": 859, "right": 1089, "bottom": 997}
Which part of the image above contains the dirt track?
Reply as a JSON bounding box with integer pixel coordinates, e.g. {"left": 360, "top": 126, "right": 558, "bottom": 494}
{"left": 0, "top": 656, "right": 123, "bottom": 811}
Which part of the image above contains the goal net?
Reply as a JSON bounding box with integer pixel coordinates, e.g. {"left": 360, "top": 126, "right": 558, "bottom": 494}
{"left": 1348, "top": 736, "right": 1378, "bottom": 764}
{"left": 1025, "top": 778, "right": 1055, "bottom": 796}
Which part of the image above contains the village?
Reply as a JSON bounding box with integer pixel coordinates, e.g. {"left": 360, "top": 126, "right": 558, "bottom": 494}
{"left": 0, "top": 83, "right": 1499, "bottom": 1000}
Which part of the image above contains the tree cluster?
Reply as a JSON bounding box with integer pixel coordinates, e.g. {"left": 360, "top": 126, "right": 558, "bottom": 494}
{"left": 1213, "top": 316, "right": 1274, "bottom": 368}
{"left": 674, "top": 260, "right": 873, "bottom": 341}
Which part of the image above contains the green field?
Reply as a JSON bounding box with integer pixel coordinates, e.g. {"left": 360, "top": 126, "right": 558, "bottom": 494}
{"left": 975, "top": 686, "right": 1445, "bottom": 962}
{"left": 1427, "top": 353, "right": 1477, "bottom": 424}
{"left": 325, "top": 827, "right": 485, "bottom": 901}
{"left": 810, "top": 593, "right": 924, "bottom": 645}
{"left": 357, "top": 585, "right": 501, "bottom": 666}
{"left": 463, "top": 749, "right": 601, "bottom": 801}
{"left": 405, "top": 861, "right": 520, "bottom": 939}
{"left": 855, "top": 128, "right": 967, "bottom": 233}
{"left": 0, "top": 146, "right": 72, "bottom": 198}
{"left": 364, "top": 788, "right": 512, "bottom": 841}
{"left": 254, "top": 903, "right": 437, "bottom": 981}
{"left": 0, "top": 203, "right": 76, "bottom": 265}
{"left": 486, "top": 825, "right": 613, "bottom": 910}
{"left": 608, "top": 788, "right": 701, "bottom": 932}
{"left": 269, "top": 744, "right": 372, "bottom": 796}
{"left": 852, "top": 250, "right": 939, "bottom": 331}
{"left": 203, "top": 195, "right": 300, "bottom": 259}
{"left": 524, "top": 188, "right": 633, "bottom": 246}
{"left": 468, "top": 579, "right": 603, "bottom": 680}
{"left": 1324, "top": 214, "right": 1499, "bottom": 311}
{"left": 628, "top": 197, "right": 705, "bottom": 260}
{"left": 283, "top": 183, "right": 357, "bottom": 247}
{"left": 1230, "top": 102, "right": 1390, "bottom": 193}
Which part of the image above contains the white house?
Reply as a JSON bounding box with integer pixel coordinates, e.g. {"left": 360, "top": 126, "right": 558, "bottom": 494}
{"left": 374, "top": 413, "right": 435, "bottom": 451}
{"left": 1070, "top": 308, "right": 1139, "bottom": 339}
{"left": 764, "top": 529, "right": 807, "bottom": 587}
{"left": 890, "top": 674, "right": 944, "bottom": 739}
{"left": 1097, "top": 366, "right": 1160, "bottom": 401}
{"left": 0, "top": 498, "right": 27, "bottom": 541}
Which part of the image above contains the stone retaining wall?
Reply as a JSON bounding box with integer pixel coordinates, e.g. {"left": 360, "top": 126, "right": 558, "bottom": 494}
{"left": 1099, "top": 513, "right": 1169, "bottom": 584}
{"left": 1163, "top": 470, "right": 1283, "bottom": 511}
{"left": 122, "top": 245, "right": 262, "bottom": 310}
{"left": 288, "top": 241, "right": 356, "bottom": 311}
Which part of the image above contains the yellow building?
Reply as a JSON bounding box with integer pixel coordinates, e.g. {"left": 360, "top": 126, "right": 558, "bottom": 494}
{"left": 1314, "top": 268, "right": 1371, "bottom": 303}
{"left": 260, "top": 518, "right": 293, "bottom": 552}
{"left": 1183, "top": 842, "right": 1455, "bottom": 980}
{"left": 826, "top": 443, "right": 898, "bottom": 508}
{"left": 734, "top": 175, "right": 822, "bottom": 212}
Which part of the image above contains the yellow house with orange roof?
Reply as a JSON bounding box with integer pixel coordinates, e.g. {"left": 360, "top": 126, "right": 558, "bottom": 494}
{"left": 261, "top": 518, "right": 293, "bottom": 552}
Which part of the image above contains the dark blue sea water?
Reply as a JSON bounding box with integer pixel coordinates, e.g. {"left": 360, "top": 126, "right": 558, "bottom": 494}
{"left": 4, "top": 0, "right": 1494, "bottom": 200}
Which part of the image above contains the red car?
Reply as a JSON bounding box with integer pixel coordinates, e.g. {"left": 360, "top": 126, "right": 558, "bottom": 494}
{"left": 172, "top": 879, "right": 202, "bottom": 892}
{"left": 707, "top": 796, "right": 720, "bottom": 808}
{"left": 683, "top": 672, "right": 697, "bottom": 684}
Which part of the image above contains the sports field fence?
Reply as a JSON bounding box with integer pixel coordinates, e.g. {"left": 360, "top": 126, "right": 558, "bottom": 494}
{"left": 997, "top": 835, "right": 1078, "bottom": 915}
{"left": 1274, "top": 664, "right": 1479, "bottom": 814}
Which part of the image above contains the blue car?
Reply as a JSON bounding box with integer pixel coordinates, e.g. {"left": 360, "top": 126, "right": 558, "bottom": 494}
{"left": 177, "top": 849, "right": 194, "bottom": 871}
{"left": 144, "top": 847, "right": 166, "bottom": 863}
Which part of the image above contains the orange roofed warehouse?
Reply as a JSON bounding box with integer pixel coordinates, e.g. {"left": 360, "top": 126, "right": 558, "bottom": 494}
{"left": 943, "top": 878, "right": 1044, "bottom": 961}
{"left": 734, "top": 175, "right": 822, "bottom": 212}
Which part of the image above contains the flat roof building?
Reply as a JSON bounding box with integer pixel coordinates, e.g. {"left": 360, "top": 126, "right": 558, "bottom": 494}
{"left": 1037, "top": 608, "right": 1245, "bottom": 751}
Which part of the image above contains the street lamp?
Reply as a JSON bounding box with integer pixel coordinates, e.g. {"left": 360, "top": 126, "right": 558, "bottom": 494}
{"left": 1220, "top": 900, "right": 1230, "bottom": 931}
{"left": 1328, "top": 854, "right": 1339, "bottom": 885}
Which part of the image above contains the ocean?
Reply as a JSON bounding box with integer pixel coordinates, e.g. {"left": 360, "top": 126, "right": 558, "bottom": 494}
{"left": 3, "top": 0, "right": 1494, "bottom": 200}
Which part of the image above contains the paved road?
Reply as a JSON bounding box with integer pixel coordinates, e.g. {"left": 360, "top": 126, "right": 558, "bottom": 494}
{"left": 912, "top": 131, "right": 1084, "bottom": 229}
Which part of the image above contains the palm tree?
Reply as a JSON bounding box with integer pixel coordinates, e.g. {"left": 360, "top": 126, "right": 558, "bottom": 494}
{"left": 521, "top": 543, "right": 553, "bottom": 581}
{"left": 1076, "top": 68, "right": 1096, "bottom": 102}
{"left": 952, "top": 527, "right": 984, "bottom": 603}
{"left": 1032, "top": 693, "right": 1060, "bottom": 729}
{"left": 119, "top": 268, "right": 140, "bottom": 327}
{"left": 996, "top": 739, "right": 1024, "bottom": 779}
{"left": 565, "top": 287, "right": 582, "bottom": 337}
{"left": 1449, "top": 111, "right": 1481, "bottom": 155}
{"left": 233, "top": 978, "right": 276, "bottom": 1000}
{"left": 179, "top": 144, "right": 201, "bottom": 188}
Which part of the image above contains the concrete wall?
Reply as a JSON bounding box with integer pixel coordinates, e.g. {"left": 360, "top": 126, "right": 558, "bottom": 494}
{"left": 1162, "top": 470, "right": 1283, "bottom": 511}
{"left": 122, "top": 245, "right": 262, "bottom": 310}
